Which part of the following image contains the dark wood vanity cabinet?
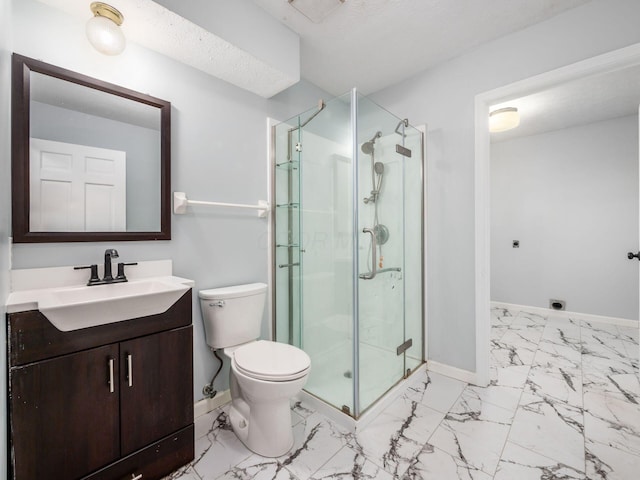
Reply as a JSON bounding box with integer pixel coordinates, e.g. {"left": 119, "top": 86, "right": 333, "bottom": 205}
{"left": 10, "top": 344, "right": 122, "bottom": 480}
{"left": 7, "top": 290, "right": 194, "bottom": 480}
{"left": 119, "top": 326, "right": 193, "bottom": 456}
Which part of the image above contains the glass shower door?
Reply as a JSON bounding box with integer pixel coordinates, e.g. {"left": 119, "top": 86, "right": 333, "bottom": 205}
{"left": 274, "top": 91, "right": 424, "bottom": 419}
{"left": 356, "top": 94, "right": 407, "bottom": 414}
{"left": 298, "top": 94, "right": 355, "bottom": 414}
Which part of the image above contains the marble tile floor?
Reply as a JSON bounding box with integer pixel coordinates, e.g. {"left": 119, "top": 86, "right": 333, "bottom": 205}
{"left": 165, "top": 307, "right": 640, "bottom": 479}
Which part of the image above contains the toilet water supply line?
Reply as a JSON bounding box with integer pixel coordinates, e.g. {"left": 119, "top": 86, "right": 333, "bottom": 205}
{"left": 203, "top": 349, "right": 224, "bottom": 398}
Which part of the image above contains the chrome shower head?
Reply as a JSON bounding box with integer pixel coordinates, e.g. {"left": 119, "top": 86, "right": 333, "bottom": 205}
{"left": 361, "top": 131, "right": 382, "bottom": 154}
{"left": 361, "top": 141, "right": 374, "bottom": 155}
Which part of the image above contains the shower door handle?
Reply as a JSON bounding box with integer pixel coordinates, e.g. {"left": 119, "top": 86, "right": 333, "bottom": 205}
{"left": 360, "top": 228, "right": 377, "bottom": 280}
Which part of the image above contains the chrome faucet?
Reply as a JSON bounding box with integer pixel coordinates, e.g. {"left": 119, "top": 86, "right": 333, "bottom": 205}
{"left": 103, "top": 249, "right": 119, "bottom": 281}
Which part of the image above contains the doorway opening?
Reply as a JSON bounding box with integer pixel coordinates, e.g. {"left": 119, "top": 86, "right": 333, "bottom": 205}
{"left": 475, "top": 43, "right": 640, "bottom": 385}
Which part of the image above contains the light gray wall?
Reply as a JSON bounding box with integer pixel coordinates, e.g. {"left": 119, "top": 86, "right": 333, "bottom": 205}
{"left": 371, "top": 0, "right": 640, "bottom": 371}
{"left": 491, "top": 115, "right": 639, "bottom": 320}
{"left": 9, "top": 0, "right": 328, "bottom": 406}
{"left": 31, "top": 101, "right": 161, "bottom": 231}
{"left": 0, "top": 0, "right": 11, "bottom": 477}
{"left": 9, "top": 0, "right": 640, "bottom": 430}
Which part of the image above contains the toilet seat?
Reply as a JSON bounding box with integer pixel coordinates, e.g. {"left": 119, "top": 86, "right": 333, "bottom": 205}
{"left": 232, "top": 340, "right": 310, "bottom": 382}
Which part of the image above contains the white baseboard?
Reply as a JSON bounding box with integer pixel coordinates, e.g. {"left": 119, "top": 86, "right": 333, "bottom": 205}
{"left": 194, "top": 390, "right": 231, "bottom": 419}
{"left": 427, "top": 360, "right": 478, "bottom": 385}
{"left": 491, "top": 301, "right": 639, "bottom": 328}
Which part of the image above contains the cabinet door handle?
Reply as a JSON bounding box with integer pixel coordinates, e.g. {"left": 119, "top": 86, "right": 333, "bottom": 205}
{"left": 108, "top": 358, "right": 115, "bottom": 393}
{"left": 126, "top": 354, "right": 133, "bottom": 387}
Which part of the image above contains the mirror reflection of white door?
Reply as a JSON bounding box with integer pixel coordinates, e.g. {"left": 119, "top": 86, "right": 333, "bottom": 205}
{"left": 30, "top": 138, "right": 126, "bottom": 232}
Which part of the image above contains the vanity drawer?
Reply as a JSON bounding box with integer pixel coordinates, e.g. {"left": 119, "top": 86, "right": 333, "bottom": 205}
{"left": 82, "top": 424, "right": 195, "bottom": 480}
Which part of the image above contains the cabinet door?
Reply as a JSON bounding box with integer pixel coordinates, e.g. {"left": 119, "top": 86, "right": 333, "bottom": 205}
{"left": 10, "top": 344, "right": 120, "bottom": 480}
{"left": 120, "top": 326, "right": 193, "bottom": 455}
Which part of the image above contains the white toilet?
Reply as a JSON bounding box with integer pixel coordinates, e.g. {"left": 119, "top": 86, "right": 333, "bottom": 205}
{"left": 199, "top": 283, "right": 310, "bottom": 457}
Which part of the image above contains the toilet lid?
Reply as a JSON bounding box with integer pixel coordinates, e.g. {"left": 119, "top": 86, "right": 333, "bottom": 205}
{"left": 233, "top": 340, "right": 310, "bottom": 381}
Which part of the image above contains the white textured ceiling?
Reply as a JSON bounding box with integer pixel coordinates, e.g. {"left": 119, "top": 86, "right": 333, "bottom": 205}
{"left": 490, "top": 65, "right": 640, "bottom": 142}
{"left": 35, "top": 0, "right": 594, "bottom": 98}
{"left": 252, "top": 0, "right": 592, "bottom": 95}
{"left": 36, "top": 0, "right": 300, "bottom": 98}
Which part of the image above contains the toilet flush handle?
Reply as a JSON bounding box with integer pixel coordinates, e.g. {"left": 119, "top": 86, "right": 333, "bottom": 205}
{"left": 209, "top": 300, "right": 225, "bottom": 307}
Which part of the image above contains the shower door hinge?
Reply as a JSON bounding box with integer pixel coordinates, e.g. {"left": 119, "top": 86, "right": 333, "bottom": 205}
{"left": 341, "top": 405, "right": 351, "bottom": 416}
{"left": 396, "top": 338, "right": 413, "bottom": 356}
{"left": 295, "top": 142, "right": 302, "bottom": 152}
{"left": 395, "top": 144, "right": 412, "bottom": 157}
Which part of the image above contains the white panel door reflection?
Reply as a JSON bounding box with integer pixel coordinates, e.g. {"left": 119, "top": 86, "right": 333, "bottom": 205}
{"left": 30, "top": 138, "right": 126, "bottom": 232}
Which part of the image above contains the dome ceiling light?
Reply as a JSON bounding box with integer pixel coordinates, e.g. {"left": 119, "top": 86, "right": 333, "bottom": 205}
{"left": 489, "top": 107, "right": 520, "bottom": 133}
{"left": 86, "top": 2, "right": 126, "bottom": 55}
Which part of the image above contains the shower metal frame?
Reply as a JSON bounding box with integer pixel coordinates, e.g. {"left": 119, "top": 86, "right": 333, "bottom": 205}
{"left": 270, "top": 89, "right": 426, "bottom": 419}
{"left": 349, "top": 88, "right": 362, "bottom": 417}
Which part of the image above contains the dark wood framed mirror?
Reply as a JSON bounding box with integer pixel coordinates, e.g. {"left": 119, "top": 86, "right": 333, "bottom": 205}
{"left": 11, "top": 54, "right": 171, "bottom": 243}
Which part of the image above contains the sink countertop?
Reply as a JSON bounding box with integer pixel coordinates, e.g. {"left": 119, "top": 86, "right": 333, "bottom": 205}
{"left": 9, "top": 259, "right": 177, "bottom": 292}
{"left": 6, "top": 260, "right": 194, "bottom": 315}
{"left": 6, "top": 275, "right": 195, "bottom": 315}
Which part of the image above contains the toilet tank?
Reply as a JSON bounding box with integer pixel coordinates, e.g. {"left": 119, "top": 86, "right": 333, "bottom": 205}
{"left": 199, "top": 283, "right": 267, "bottom": 349}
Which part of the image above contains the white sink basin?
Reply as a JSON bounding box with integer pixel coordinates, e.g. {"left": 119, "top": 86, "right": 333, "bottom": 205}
{"left": 36, "top": 278, "right": 190, "bottom": 331}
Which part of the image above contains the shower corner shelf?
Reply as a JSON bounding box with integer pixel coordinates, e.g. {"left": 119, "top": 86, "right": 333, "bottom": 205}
{"left": 275, "top": 160, "right": 299, "bottom": 170}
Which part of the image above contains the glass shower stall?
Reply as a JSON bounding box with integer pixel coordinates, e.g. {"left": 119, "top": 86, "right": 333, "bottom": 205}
{"left": 271, "top": 89, "right": 424, "bottom": 418}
